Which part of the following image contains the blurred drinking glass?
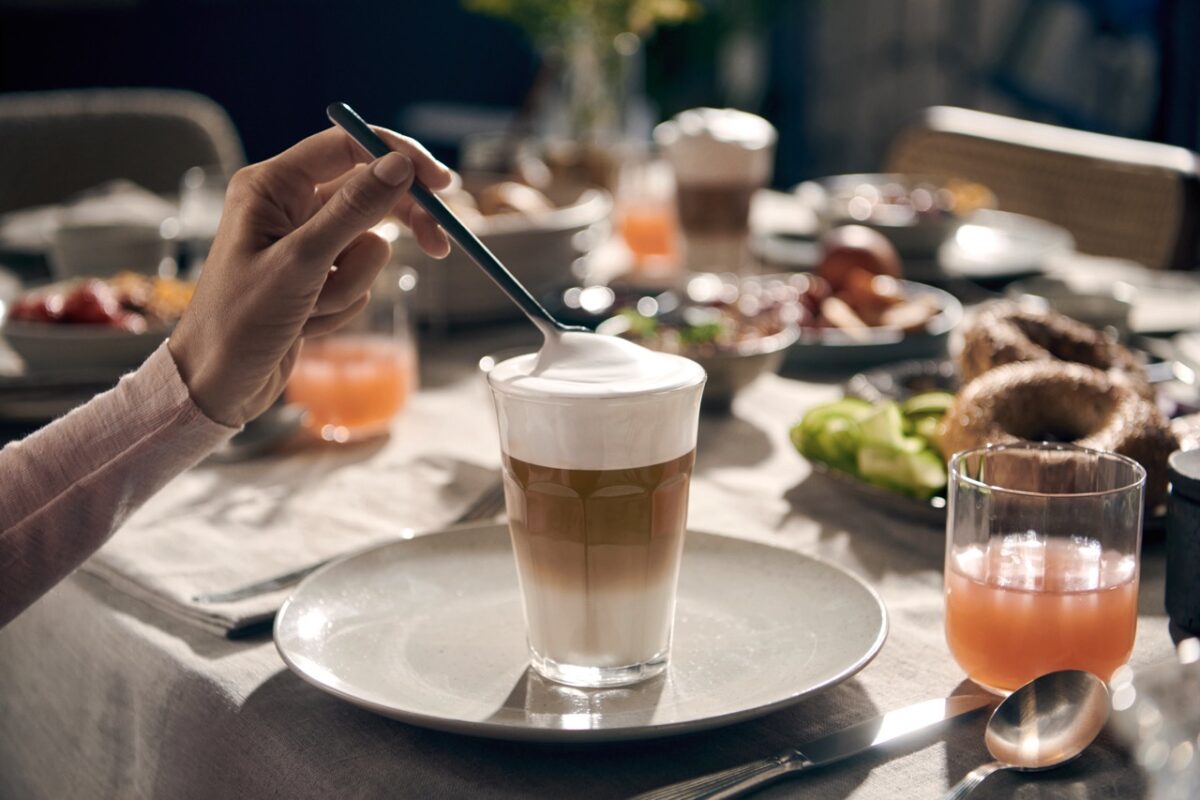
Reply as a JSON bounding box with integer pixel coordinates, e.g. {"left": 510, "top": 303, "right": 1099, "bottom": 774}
{"left": 945, "top": 442, "right": 1145, "bottom": 693}
{"left": 654, "top": 108, "right": 776, "bottom": 274}
{"left": 286, "top": 265, "right": 419, "bottom": 443}
{"left": 1110, "top": 639, "right": 1200, "bottom": 800}
{"left": 178, "top": 166, "right": 228, "bottom": 276}
{"left": 616, "top": 158, "right": 679, "bottom": 280}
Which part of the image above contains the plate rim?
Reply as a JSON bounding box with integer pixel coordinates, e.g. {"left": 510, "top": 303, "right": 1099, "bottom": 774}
{"left": 273, "top": 522, "right": 889, "bottom": 743}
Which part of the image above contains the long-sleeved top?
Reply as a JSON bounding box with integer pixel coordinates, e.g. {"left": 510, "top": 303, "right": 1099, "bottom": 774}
{"left": 0, "top": 343, "right": 237, "bottom": 627}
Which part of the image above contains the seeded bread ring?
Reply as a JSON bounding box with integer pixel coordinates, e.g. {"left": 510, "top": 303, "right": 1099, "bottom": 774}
{"left": 959, "top": 304, "right": 1148, "bottom": 393}
{"left": 939, "top": 361, "right": 1177, "bottom": 508}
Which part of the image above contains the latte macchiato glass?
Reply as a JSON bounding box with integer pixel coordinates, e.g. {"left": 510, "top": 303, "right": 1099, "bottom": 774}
{"left": 655, "top": 108, "right": 776, "bottom": 274}
{"left": 488, "top": 333, "right": 705, "bottom": 688}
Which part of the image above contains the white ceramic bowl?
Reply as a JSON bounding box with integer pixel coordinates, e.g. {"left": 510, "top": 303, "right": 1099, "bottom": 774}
{"left": 48, "top": 222, "right": 171, "bottom": 280}
{"left": 801, "top": 173, "right": 981, "bottom": 257}
{"left": 395, "top": 181, "right": 612, "bottom": 325}
{"left": 3, "top": 319, "right": 169, "bottom": 376}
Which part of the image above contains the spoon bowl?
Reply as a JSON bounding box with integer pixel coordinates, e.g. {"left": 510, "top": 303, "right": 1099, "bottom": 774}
{"left": 944, "top": 670, "right": 1110, "bottom": 799}
{"left": 985, "top": 669, "right": 1111, "bottom": 770}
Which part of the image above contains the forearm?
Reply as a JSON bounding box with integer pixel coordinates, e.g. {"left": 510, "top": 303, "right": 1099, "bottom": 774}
{"left": 0, "top": 342, "right": 237, "bottom": 626}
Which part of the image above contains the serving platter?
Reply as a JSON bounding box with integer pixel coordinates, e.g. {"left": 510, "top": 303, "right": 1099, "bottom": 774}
{"left": 275, "top": 523, "right": 887, "bottom": 742}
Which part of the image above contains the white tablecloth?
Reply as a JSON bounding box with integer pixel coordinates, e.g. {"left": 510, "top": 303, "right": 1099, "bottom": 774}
{"left": 0, "top": 327, "right": 1172, "bottom": 799}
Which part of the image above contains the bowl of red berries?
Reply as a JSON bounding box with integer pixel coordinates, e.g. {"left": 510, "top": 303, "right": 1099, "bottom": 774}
{"left": 3, "top": 272, "right": 194, "bottom": 375}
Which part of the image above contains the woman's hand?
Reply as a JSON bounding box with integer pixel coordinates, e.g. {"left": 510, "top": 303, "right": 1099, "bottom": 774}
{"left": 168, "top": 127, "right": 452, "bottom": 427}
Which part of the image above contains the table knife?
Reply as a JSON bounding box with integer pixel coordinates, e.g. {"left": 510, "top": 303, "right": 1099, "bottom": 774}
{"left": 632, "top": 694, "right": 995, "bottom": 800}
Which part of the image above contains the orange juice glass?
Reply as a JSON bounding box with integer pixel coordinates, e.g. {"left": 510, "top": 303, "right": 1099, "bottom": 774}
{"left": 616, "top": 158, "right": 680, "bottom": 276}
{"left": 620, "top": 205, "right": 678, "bottom": 264}
{"left": 945, "top": 443, "right": 1145, "bottom": 694}
{"left": 287, "top": 266, "right": 418, "bottom": 442}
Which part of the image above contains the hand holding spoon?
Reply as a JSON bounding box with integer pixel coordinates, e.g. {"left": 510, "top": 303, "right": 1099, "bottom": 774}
{"left": 326, "top": 102, "right": 586, "bottom": 344}
{"left": 944, "top": 670, "right": 1111, "bottom": 799}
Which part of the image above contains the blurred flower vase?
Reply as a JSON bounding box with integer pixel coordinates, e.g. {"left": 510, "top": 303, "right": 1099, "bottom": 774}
{"left": 464, "top": 0, "right": 698, "bottom": 145}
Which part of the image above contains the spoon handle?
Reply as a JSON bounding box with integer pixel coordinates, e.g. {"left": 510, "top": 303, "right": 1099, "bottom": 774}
{"left": 325, "top": 102, "right": 569, "bottom": 339}
{"left": 942, "top": 761, "right": 1006, "bottom": 800}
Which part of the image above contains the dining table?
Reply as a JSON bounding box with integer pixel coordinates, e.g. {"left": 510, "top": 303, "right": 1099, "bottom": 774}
{"left": 0, "top": 321, "right": 1175, "bottom": 800}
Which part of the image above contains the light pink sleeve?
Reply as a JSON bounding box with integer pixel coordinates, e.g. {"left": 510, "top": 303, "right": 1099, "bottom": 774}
{"left": 0, "top": 341, "right": 238, "bottom": 627}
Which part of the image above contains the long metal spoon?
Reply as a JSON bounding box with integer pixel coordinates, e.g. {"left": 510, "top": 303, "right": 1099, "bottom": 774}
{"left": 326, "top": 102, "right": 585, "bottom": 343}
{"left": 944, "top": 670, "right": 1111, "bottom": 799}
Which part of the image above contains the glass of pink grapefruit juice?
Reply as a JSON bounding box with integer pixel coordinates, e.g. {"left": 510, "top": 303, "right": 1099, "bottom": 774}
{"left": 287, "top": 266, "right": 418, "bottom": 443}
{"left": 945, "top": 443, "right": 1145, "bottom": 694}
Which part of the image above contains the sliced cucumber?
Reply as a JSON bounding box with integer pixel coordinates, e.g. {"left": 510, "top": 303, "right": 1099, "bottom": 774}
{"left": 913, "top": 415, "right": 942, "bottom": 447}
{"left": 901, "top": 391, "right": 955, "bottom": 418}
{"left": 858, "top": 445, "right": 947, "bottom": 499}
{"left": 859, "top": 402, "right": 903, "bottom": 446}
{"left": 793, "top": 396, "right": 949, "bottom": 498}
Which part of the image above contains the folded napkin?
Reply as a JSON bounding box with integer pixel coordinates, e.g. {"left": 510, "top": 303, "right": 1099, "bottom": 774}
{"left": 84, "top": 452, "right": 498, "bottom": 636}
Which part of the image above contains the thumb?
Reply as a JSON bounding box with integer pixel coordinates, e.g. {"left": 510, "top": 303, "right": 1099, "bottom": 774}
{"left": 287, "top": 152, "right": 413, "bottom": 265}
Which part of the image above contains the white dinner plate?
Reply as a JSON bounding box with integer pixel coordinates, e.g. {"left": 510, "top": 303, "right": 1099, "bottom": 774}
{"left": 274, "top": 523, "right": 887, "bottom": 742}
{"left": 937, "top": 209, "right": 1074, "bottom": 280}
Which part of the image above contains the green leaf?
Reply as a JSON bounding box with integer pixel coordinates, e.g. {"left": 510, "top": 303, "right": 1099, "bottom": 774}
{"left": 618, "top": 308, "right": 658, "bottom": 339}
{"left": 679, "top": 321, "right": 723, "bottom": 345}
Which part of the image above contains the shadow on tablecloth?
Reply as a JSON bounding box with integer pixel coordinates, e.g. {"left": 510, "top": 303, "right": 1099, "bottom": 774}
{"left": 696, "top": 414, "right": 776, "bottom": 473}
{"left": 783, "top": 471, "right": 944, "bottom": 580}
{"left": 229, "top": 667, "right": 892, "bottom": 799}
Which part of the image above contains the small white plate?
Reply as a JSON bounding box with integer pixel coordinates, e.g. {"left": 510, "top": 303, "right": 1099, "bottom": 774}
{"left": 938, "top": 209, "right": 1074, "bottom": 280}
{"left": 275, "top": 523, "right": 887, "bottom": 742}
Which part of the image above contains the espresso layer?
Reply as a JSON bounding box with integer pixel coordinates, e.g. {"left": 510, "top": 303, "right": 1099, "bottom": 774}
{"left": 503, "top": 451, "right": 693, "bottom": 590}
{"left": 675, "top": 184, "right": 756, "bottom": 234}
{"left": 502, "top": 450, "right": 695, "bottom": 667}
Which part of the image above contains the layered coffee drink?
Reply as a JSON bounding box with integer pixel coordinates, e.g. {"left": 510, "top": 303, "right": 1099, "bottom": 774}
{"left": 488, "top": 332, "right": 705, "bottom": 687}
{"left": 655, "top": 108, "right": 777, "bottom": 273}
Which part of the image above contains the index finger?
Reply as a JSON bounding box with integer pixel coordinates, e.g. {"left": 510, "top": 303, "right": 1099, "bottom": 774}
{"left": 266, "top": 125, "right": 453, "bottom": 190}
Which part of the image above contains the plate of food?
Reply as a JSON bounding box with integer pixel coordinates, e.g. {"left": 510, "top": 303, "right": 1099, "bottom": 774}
{"left": 792, "top": 303, "right": 1199, "bottom": 525}
{"left": 595, "top": 272, "right": 799, "bottom": 410}
{"left": 799, "top": 173, "right": 995, "bottom": 257}
{"left": 2, "top": 272, "right": 193, "bottom": 375}
{"left": 781, "top": 225, "right": 962, "bottom": 371}
{"left": 393, "top": 173, "right": 611, "bottom": 325}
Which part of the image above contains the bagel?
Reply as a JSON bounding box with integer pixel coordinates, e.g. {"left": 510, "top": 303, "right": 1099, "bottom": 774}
{"left": 940, "top": 361, "right": 1177, "bottom": 507}
{"left": 959, "top": 304, "right": 1148, "bottom": 392}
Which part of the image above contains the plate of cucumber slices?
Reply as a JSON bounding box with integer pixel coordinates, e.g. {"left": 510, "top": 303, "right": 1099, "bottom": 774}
{"left": 791, "top": 391, "right": 955, "bottom": 525}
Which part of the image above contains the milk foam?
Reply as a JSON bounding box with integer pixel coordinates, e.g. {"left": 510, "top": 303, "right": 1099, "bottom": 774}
{"left": 488, "top": 332, "right": 705, "bottom": 470}
{"left": 654, "top": 107, "right": 777, "bottom": 185}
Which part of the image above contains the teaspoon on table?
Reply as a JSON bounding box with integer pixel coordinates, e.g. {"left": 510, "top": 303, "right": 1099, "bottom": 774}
{"left": 325, "top": 102, "right": 586, "bottom": 345}
{"left": 943, "top": 669, "right": 1111, "bottom": 800}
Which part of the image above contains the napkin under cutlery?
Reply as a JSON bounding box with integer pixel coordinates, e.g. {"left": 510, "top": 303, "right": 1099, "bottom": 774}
{"left": 83, "top": 452, "right": 499, "bottom": 637}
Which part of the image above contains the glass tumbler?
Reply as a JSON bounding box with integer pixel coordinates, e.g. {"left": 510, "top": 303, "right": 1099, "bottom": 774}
{"left": 616, "top": 158, "right": 680, "bottom": 279}
{"left": 945, "top": 442, "right": 1146, "bottom": 694}
{"left": 286, "top": 265, "right": 419, "bottom": 442}
{"left": 178, "top": 165, "right": 228, "bottom": 276}
{"left": 488, "top": 361, "right": 705, "bottom": 688}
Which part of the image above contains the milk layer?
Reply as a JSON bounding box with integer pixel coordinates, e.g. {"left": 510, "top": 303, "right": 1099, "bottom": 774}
{"left": 654, "top": 107, "right": 777, "bottom": 185}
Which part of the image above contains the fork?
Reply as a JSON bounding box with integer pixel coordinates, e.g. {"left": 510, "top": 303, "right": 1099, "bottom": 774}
{"left": 193, "top": 478, "right": 506, "bottom": 604}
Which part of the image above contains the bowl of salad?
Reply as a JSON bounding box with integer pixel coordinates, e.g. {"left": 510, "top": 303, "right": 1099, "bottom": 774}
{"left": 597, "top": 273, "right": 800, "bottom": 410}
